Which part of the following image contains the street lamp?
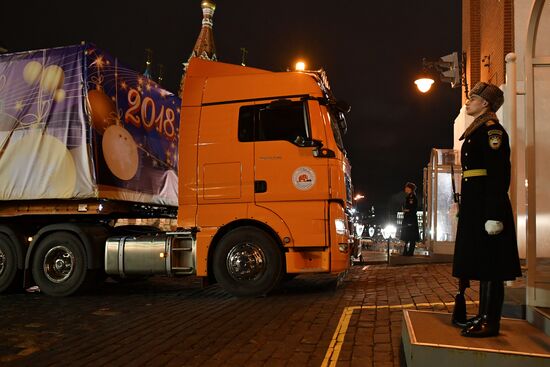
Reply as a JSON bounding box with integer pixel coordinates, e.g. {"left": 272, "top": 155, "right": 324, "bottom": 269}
{"left": 295, "top": 61, "right": 306, "bottom": 71}
{"left": 414, "top": 78, "right": 435, "bottom": 93}
{"left": 382, "top": 224, "right": 397, "bottom": 263}
{"left": 415, "top": 51, "right": 469, "bottom": 98}
{"left": 382, "top": 224, "right": 396, "bottom": 240}
{"left": 368, "top": 226, "right": 375, "bottom": 238}
{"left": 354, "top": 194, "right": 365, "bottom": 201}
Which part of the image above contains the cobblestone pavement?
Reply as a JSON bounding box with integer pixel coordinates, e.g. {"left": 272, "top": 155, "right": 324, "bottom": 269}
{"left": 0, "top": 263, "right": 482, "bottom": 367}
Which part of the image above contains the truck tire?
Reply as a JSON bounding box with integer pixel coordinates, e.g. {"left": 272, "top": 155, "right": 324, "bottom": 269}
{"left": 0, "top": 234, "right": 21, "bottom": 293}
{"left": 213, "top": 226, "right": 283, "bottom": 297}
{"left": 31, "top": 232, "right": 90, "bottom": 297}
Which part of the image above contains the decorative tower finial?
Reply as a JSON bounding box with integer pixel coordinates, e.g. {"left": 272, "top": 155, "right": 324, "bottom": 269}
{"left": 143, "top": 48, "right": 153, "bottom": 79}
{"left": 179, "top": 0, "right": 217, "bottom": 97}
{"left": 157, "top": 64, "right": 164, "bottom": 84}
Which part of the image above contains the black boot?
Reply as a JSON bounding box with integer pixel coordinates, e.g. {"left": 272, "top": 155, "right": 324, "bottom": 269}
{"left": 451, "top": 278, "right": 471, "bottom": 327}
{"left": 406, "top": 241, "right": 416, "bottom": 256}
{"left": 459, "top": 281, "right": 489, "bottom": 328}
{"left": 461, "top": 281, "right": 504, "bottom": 337}
{"left": 452, "top": 292, "right": 467, "bottom": 327}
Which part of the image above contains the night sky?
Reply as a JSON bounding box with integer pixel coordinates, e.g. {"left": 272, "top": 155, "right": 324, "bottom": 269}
{"left": 1, "top": 0, "right": 462, "bottom": 221}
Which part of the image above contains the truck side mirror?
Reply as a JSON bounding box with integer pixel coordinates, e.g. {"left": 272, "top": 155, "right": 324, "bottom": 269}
{"left": 337, "top": 113, "right": 348, "bottom": 134}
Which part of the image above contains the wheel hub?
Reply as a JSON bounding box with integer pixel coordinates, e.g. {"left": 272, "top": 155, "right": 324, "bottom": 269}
{"left": 226, "top": 243, "right": 266, "bottom": 281}
{"left": 43, "top": 246, "right": 75, "bottom": 283}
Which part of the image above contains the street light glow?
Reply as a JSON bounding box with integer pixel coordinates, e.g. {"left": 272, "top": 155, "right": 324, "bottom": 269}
{"left": 415, "top": 78, "right": 435, "bottom": 93}
{"left": 382, "top": 224, "right": 397, "bottom": 239}
{"left": 295, "top": 61, "right": 306, "bottom": 71}
{"left": 354, "top": 194, "right": 365, "bottom": 201}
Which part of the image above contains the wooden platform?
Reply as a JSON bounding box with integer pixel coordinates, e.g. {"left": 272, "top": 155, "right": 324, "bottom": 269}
{"left": 402, "top": 310, "right": 550, "bottom": 367}
{"left": 528, "top": 306, "right": 550, "bottom": 336}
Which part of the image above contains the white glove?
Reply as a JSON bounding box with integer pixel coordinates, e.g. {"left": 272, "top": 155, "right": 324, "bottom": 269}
{"left": 485, "top": 220, "right": 503, "bottom": 235}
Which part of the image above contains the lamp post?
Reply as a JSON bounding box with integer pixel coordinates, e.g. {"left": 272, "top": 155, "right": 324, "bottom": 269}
{"left": 350, "top": 193, "right": 365, "bottom": 262}
{"left": 382, "top": 224, "right": 397, "bottom": 263}
{"left": 414, "top": 51, "right": 469, "bottom": 98}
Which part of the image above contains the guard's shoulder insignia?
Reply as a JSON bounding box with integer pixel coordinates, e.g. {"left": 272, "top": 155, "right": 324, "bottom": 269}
{"left": 488, "top": 129, "right": 503, "bottom": 150}
{"left": 485, "top": 120, "right": 497, "bottom": 127}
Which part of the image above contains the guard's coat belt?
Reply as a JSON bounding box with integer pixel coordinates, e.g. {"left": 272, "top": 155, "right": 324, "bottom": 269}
{"left": 463, "top": 169, "right": 487, "bottom": 178}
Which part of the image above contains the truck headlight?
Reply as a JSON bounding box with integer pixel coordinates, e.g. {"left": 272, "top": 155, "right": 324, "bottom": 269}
{"left": 335, "top": 219, "right": 346, "bottom": 235}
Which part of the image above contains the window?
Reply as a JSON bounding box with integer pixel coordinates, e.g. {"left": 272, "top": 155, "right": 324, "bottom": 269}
{"left": 238, "top": 106, "right": 255, "bottom": 142}
{"left": 238, "top": 100, "right": 310, "bottom": 143}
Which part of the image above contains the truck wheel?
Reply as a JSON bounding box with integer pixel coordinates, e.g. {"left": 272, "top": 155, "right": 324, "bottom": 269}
{"left": 0, "top": 234, "right": 21, "bottom": 293}
{"left": 213, "top": 226, "right": 283, "bottom": 297}
{"left": 31, "top": 232, "right": 89, "bottom": 297}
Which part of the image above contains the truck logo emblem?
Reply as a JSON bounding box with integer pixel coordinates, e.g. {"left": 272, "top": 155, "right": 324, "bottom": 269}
{"left": 292, "top": 167, "right": 316, "bottom": 191}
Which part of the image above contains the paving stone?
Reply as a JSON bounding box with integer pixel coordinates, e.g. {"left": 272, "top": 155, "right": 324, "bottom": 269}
{"left": 0, "top": 263, "right": 492, "bottom": 367}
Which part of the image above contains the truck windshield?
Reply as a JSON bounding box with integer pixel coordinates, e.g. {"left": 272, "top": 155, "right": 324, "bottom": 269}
{"left": 328, "top": 107, "right": 346, "bottom": 153}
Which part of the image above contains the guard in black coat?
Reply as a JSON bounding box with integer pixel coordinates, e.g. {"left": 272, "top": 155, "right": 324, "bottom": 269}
{"left": 452, "top": 82, "right": 522, "bottom": 338}
{"left": 400, "top": 182, "right": 420, "bottom": 256}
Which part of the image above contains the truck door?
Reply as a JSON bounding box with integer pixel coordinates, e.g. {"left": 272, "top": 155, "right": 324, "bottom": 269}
{"left": 243, "top": 99, "right": 329, "bottom": 247}
{"left": 197, "top": 103, "right": 255, "bottom": 216}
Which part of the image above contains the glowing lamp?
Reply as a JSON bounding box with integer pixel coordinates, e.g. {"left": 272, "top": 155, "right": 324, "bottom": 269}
{"left": 295, "top": 61, "right": 306, "bottom": 71}
{"left": 415, "top": 78, "right": 435, "bottom": 93}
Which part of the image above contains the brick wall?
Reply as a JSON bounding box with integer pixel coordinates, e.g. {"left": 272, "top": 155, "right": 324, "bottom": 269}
{"left": 504, "top": 0, "right": 514, "bottom": 59}
{"left": 462, "top": 0, "right": 514, "bottom": 102}
{"left": 480, "top": 0, "right": 505, "bottom": 84}
{"left": 463, "top": 0, "right": 481, "bottom": 103}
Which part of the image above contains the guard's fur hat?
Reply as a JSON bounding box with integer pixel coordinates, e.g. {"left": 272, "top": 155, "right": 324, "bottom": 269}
{"left": 469, "top": 82, "right": 504, "bottom": 112}
{"left": 405, "top": 182, "right": 416, "bottom": 192}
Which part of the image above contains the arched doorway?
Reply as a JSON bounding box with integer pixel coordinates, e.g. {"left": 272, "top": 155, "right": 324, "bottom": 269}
{"left": 525, "top": 0, "right": 550, "bottom": 308}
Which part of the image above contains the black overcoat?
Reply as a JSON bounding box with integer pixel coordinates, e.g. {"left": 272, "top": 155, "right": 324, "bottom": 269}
{"left": 400, "top": 193, "right": 420, "bottom": 242}
{"left": 452, "top": 114, "right": 522, "bottom": 281}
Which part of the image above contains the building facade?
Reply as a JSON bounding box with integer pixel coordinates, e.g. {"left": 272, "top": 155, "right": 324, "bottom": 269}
{"left": 456, "top": 0, "right": 550, "bottom": 309}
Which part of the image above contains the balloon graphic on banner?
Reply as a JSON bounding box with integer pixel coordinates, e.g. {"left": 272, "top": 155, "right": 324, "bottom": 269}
{"left": 22, "top": 62, "right": 66, "bottom": 102}
{"left": 54, "top": 88, "right": 66, "bottom": 103}
{"left": 40, "top": 65, "right": 65, "bottom": 94}
{"left": 102, "top": 124, "right": 139, "bottom": 180}
{"left": 0, "top": 132, "right": 77, "bottom": 198}
{"left": 88, "top": 89, "right": 117, "bottom": 134}
{"left": 23, "top": 61, "right": 43, "bottom": 85}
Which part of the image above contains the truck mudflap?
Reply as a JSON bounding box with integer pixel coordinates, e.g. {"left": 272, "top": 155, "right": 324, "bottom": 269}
{"left": 105, "top": 231, "right": 195, "bottom": 278}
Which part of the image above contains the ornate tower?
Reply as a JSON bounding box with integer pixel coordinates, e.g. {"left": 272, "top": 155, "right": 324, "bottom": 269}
{"left": 143, "top": 48, "right": 153, "bottom": 79}
{"left": 179, "top": 0, "right": 217, "bottom": 96}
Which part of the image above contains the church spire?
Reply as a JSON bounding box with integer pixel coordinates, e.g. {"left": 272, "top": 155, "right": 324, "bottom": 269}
{"left": 191, "top": 1, "right": 217, "bottom": 61}
{"left": 143, "top": 48, "right": 153, "bottom": 79}
{"left": 179, "top": 0, "right": 217, "bottom": 97}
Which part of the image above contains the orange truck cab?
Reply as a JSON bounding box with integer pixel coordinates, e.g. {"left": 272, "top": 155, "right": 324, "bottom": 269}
{"left": 176, "top": 58, "right": 354, "bottom": 295}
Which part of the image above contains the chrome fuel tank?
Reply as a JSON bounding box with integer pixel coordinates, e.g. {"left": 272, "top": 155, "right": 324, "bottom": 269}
{"left": 105, "top": 232, "right": 195, "bottom": 277}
